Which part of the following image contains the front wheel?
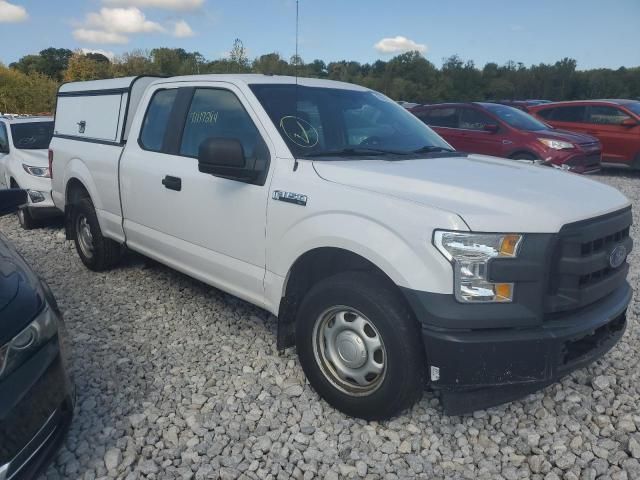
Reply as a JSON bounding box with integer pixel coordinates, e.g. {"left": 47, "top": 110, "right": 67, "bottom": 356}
{"left": 72, "top": 197, "right": 122, "bottom": 271}
{"left": 295, "top": 272, "right": 425, "bottom": 420}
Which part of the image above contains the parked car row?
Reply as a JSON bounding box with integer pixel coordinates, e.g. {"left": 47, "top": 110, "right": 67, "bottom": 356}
{"left": 409, "top": 99, "right": 640, "bottom": 172}
{"left": 410, "top": 102, "right": 602, "bottom": 173}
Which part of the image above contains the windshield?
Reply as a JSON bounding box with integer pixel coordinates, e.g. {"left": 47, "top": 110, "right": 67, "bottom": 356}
{"left": 249, "top": 84, "right": 452, "bottom": 159}
{"left": 625, "top": 102, "right": 640, "bottom": 116}
{"left": 10, "top": 122, "right": 54, "bottom": 150}
{"left": 483, "top": 104, "right": 548, "bottom": 131}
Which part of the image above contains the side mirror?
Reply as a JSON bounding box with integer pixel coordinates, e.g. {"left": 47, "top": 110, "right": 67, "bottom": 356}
{"left": 621, "top": 118, "right": 638, "bottom": 128}
{"left": 483, "top": 124, "right": 500, "bottom": 133}
{"left": 198, "top": 137, "right": 255, "bottom": 182}
{"left": 0, "top": 189, "right": 27, "bottom": 217}
{"left": 0, "top": 144, "right": 9, "bottom": 154}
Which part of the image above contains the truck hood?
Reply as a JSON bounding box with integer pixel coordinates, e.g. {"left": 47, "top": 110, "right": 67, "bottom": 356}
{"left": 11, "top": 148, "right": 49, "bottom": 167}
{"left": 312, "top": 154, "right": 630, "bottom": 233}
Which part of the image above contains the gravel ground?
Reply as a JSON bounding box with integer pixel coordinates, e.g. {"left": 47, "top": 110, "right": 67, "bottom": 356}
{"left": 2, "top": 171, "right": 640, "bottom": 480}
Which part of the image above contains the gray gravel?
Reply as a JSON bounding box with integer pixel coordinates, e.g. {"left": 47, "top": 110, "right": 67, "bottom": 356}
{"left": 2, "top": 170, "right": 639, "bottom": 480}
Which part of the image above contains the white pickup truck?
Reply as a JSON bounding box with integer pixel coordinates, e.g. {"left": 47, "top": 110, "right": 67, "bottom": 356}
{"left": 50, "top": 75, "right": 633, "bottom": 418}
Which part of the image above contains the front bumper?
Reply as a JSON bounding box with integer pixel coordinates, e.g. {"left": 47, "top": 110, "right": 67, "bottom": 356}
{"left": 546, "top": 149, "right": 602, "bottom": 174}
{"left": 0, "top": 307, "right": 74, "bottom": 480}
{"left": 403, "top": 282, "right": 631, "bottom": 415}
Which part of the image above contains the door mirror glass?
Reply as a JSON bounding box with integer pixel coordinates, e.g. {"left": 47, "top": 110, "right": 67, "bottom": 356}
{"left": 0, "top": 189, "right": 27, "bottom": 216}
{"left": 198, "top": 137, "right": 257, "bottom": 182}
{"left": 483, "top": 124, "right": 500, "bottom": 133}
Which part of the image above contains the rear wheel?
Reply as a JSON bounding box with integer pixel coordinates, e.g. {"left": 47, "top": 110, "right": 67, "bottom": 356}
{"left": 17, "top": 207, "right": 37, "bottom": 230}
{"left": 295, "top": 271, "right": 425, "bottom": 420}
{"left": 72, "top": 197, "right": 122, "bottom": 271}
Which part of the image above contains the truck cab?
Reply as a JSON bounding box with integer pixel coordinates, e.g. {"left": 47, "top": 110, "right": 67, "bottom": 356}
{"left": 50, "top": 75, "right": 633, "bottom": 418}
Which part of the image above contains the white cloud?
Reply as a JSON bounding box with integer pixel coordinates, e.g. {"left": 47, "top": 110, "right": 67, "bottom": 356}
{"left": 81, "top": 48, "right": 116, "bottom": 61}
{"left": 73, "top": 29, "right": 129, "bottom": 44}
{"left": 374, "top": 36, "right": 427, "bottom": 55}
{"left": 0, "top": 0, "right": 28, "bottom": 23}
{"left": 73, "top": 7, "right": 165, "bottom": 44}
{"left": 85, "top": 7, "right": 164, "bottom": 34}
{"left": 173, "top": 20, "right": 194, "bottom": 38}
{"left": 103, "top": 0, "right": 204, "bottom": 10}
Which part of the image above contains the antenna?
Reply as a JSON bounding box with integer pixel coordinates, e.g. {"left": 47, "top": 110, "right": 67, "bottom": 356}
{"left": 293, "top": 0, "right": 300, "bottom": 172}
{"left": 295, "top": 0, "right": 300, "bottom": 83}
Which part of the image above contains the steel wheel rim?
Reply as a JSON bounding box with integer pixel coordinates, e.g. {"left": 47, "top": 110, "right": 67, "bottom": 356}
{"left": 76, "top": 214, "right": 94, "bottom": 259}
{"left": 312, "top": 306, "right": 386, "bottom": 396}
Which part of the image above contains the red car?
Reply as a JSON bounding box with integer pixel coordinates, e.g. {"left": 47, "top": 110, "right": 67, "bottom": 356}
{"left": 529, "top": 100, "right": 640, "bottom": 169}
{"left": 411, "top": 102, "right": 602, "bottom": 173}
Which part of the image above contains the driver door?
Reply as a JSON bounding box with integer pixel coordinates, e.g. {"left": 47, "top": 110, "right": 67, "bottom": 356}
{"left": 0, "top": 122, "right": 9, "bottom": 188}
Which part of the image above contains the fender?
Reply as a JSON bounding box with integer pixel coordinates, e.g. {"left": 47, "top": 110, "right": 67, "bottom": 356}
{"left": 265, "top": 211, "right": 457, "bottom": 315}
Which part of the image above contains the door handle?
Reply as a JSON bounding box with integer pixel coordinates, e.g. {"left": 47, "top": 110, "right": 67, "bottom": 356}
{"left": 162, "top": 175, "right": 182, "bottom": 191}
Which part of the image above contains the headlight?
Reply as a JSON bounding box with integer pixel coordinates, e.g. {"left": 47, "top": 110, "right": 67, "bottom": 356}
{"left": 434, "top": 231, "right": 523, "bottom": 303}
{"left": 22, "top": 164, "right": 51, "bottom": 178}
{"left": 0, "top": 306, "right": 58, "bottom": 380}
{"left": 538, "top": 138, "right": 574, "bottom": 150}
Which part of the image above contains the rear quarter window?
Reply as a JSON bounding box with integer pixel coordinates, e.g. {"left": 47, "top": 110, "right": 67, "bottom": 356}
{"left": 549, "top": 106, "right": 587, "bottom": 122}
{"left": 417, "top": 108, "right": 459, "bottom": 128}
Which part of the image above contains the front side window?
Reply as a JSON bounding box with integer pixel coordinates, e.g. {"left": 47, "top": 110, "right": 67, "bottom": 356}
{"left": 9, "top": 122, "right": 54, "bottom": 150}
{"left": 0, "top": 123, "right": 8, "bottom": 153}
{"left": 484, "top": 104, "right": 548, "bottom": 131}
{"left": 587, "top": 106, "right": 631, "bottom": 125}
{"left": 250, "top": 84, "right": 452, "bottom": 159}
{"left": 417, "top": 108, "right": 459, "bottom": 128}
{"left": 551, "top": 106, "right": 586, "bottom": 122}
{"left": 459, "top": 108, "right": 495, "bottom": 130}
{"left": 180, "top": 89, "right": 265, "bottom": 159}
{"left": 140, "top": 89, "right": 178, "bottom": 152}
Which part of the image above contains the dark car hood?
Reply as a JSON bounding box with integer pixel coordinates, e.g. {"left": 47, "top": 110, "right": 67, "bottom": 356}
{"left": 538, "top": 128, "right": 598, "bottom": 146}
{"left": 0, "top": 233, "right": 43, "bottom": 345}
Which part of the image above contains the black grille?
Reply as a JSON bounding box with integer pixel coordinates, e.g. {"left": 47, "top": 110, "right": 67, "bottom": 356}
{"left": 546, "top": 208, "right": 633, "bottom": 314}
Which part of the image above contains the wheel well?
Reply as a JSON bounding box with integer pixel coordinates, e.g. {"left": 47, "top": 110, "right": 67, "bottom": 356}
{"left": 276, "top": 247, "right": 404, "bottom": 351}
{"left": 9, "top": 178, "right": 18, "bottom": 188}
{"left": 509, "top": 150, "right": 537, "bottom": 160}
{"left": 64, "top": 178, "right": 90, "bottom": 239}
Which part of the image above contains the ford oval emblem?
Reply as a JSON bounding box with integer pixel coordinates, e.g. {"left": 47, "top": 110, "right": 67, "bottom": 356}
{"left": 609, "top": 245, "right": 627, "bottom": 269}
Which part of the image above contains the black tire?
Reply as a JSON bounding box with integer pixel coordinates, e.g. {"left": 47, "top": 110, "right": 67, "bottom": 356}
{"left": 295, "top": 271, "right": 425, "bottom": 420}
{"left": 510, "top": 152, "right": 537, "bottom": 161}
{"left": 71, "top": 197, "right": 122, "bottom": 271}
{"left": 17, "top": 207, "right": 37, "bottom": 230}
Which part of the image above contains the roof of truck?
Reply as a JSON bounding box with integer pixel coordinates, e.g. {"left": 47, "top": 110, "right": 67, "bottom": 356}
{"left": 59, "top": 74, "right": 370, "bottom": 95}
{"left": 0, "top": 116, "right": 53, "bottom": 124}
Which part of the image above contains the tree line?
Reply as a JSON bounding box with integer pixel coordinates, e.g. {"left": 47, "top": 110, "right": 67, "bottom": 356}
{"left": 2, "top": 41, "right": 639, "bottom": 114}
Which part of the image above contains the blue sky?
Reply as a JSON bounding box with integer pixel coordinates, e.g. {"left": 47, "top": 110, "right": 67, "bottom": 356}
{"left": 0, "top": 0, "right": 639, "bottom": 70}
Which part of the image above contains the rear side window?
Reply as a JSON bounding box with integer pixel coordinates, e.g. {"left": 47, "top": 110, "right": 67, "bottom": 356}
{"left": 550, "top": 106, "right": 586, "bottom": 122}
{"left": 180, "top": 89, "right": 265, "bottom": 159}
{"left": 459, "top": 108, "right": 494, "bottom": 130}
{"left": 587, "top": 106, "right": 631, "bottom": 125}
{"left": 0, "top": 123, "right": 8, "bottom": 152}
{"left": 417, "top": 108, "right": 459, "bottom": 128}
{"left": 140, "top": 89, "right": 178, "bottom": 152}
{"left": 10, "top": 122, "right": 54, "bottom": 150}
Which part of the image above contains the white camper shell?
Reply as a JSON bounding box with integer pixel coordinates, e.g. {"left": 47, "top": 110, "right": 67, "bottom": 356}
{"left": 55, "top": 76, "right": 160, "bottom": 145}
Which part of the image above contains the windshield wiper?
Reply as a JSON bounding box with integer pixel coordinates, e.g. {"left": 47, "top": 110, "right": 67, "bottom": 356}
{"left": 411, "top": 145, "right": 456, "bottom": 154}
{"left": 302, "top": 147, "right": 408, "bottom": 158}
